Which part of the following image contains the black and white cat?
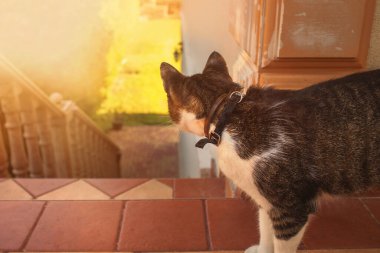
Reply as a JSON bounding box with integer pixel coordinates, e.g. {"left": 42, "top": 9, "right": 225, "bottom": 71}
{"left": 160, "top": 51, "right": 380, "bottom": 253}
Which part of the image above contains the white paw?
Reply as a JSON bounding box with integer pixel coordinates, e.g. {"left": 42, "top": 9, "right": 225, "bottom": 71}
{"left": 245, "top": 245, "right": 274, "bottom": 253}
{"left": 244, "top": 245, "right": 259, "bottom": 253}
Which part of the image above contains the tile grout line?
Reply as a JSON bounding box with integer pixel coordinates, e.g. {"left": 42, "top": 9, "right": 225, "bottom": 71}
{"left": 12, "top": 179, "right": 37, "bottom": 199}
{"left": 85, "top": 178, "right": 151, "bottom": 199}
{"left": 359, "top": 198, "right": 380, "bottom": 226}
{"left": 202, "top": 199, "right": 213, "bottom": 251}
{"left": 38, "top": 178, "right": 80, "bottom": 198}
{"left": 82, "top": 179, "right": 114, "bottom": 198}
{"left": 114, "top": 200, "right": 128, "bottom": 251}
{"left": 19, "top": 201, "right": 48, "bottom": 251}
{"left": 12, "top": 178, "right": 80, "bottom": 199}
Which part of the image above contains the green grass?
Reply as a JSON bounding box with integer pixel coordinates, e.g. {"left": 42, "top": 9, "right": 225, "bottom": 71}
{"left": 122, "top": 113, "right": 172, "bottom": 126}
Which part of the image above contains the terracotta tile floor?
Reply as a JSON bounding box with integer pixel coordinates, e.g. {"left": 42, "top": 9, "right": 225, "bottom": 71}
{"left": 174, "top": 178, "right": 226, "bottom": 199}
{"left": 25, "top": 201, "right": 123, "bottom": 252}
{"left": 206, "top": 199, "right": 260, "bottom": 250}
{"left": 119, "top": 200, "right": 208, "bottom": 251}
{"left": 0, "top": 178, "right": 379, "bottom": 252}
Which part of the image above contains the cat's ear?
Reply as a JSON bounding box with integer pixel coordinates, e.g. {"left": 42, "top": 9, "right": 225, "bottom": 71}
{"left": 203, "top": 51, "right": 230, "bottom": 77}
{"left": 160, "top": 62, "right": 183, "bottom": 93}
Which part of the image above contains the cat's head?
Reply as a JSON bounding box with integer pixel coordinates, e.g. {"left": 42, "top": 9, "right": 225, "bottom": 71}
{"left": 160, "top": 51, "right": 241, "bottom": 136}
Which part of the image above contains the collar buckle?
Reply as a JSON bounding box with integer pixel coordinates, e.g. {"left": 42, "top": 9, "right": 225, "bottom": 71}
{"left": 209, "top": 132, "right": 221, "bottom": 145}
{"left": 230, "top": 91, "right": 244, "bottom": 103}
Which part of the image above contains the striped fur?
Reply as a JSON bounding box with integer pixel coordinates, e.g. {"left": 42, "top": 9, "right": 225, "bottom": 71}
{"left": 160, "top": 52, "right": 380, "bottom": 253}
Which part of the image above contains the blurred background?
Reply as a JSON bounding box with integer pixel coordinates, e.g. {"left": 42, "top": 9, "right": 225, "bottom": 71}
{"left": 0, "top": 0, "right": 183, "bottom": 178}
{"left": 0, "top": 0, "right": 181, "bottom": 123}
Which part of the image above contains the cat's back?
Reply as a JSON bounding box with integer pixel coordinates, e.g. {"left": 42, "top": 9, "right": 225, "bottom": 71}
{"left": 285, "top": 69, "right": 380, "bottom": 131}
{"left": 303, "top": 69, "right": 380, "bottom": 90}
{"left": 295, "top": 69, "right": 380, "bottom": 192}
{"left": 297, "top": 69, "right": 380, "bottom": 111}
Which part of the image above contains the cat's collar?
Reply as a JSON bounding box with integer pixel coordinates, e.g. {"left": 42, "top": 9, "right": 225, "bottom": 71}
{"left": 195, "top": 90, "right": 244, "bottom": 149}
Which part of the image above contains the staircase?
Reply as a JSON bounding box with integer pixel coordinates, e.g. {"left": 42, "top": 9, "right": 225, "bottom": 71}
{"left": 0, "top": 177, "right": 379, "bottom": 252}
{"left": 0, "top": 54, "right": 120, "bottom": 178}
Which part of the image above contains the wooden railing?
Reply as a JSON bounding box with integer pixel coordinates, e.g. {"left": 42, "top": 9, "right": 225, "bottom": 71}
{"left": 0, "top": 55, "right": 120, "bottom": 178}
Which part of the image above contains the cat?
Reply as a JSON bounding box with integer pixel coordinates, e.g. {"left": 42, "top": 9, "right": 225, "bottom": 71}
{"left": 160, "top": 51, "right": 380, "bottom": 253}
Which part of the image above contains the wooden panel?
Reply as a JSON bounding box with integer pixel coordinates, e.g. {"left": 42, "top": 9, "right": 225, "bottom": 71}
{"left": 230, "top": 0, "right": 376, "bottom": 89}
{"left": 259, "top": 69, "right": 358, "bottom": 90}
{"left": 261, "top": 0, "right": 376, "bottom": 68}
{"left": 278, "top": 0, "right": 365, "bottom": 58}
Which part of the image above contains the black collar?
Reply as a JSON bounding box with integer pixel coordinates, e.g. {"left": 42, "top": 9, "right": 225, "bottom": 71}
{"left": 195, "top": 91, "right": 244, "bottom": 149}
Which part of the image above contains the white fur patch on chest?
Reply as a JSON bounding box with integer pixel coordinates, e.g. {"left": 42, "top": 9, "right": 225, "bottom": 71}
{"left": 179, "top": 110, "right": 204, "bottom": 136}
{"left": 217, "top": 131, "right": 272, "bottom": 210}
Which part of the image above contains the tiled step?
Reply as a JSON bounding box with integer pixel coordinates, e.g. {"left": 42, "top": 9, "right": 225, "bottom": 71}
{"left": 0, "top": 178, "right": 226, "bottom": 200}
{"left": 0, "top": 178, "right": 379, "bottom": 252}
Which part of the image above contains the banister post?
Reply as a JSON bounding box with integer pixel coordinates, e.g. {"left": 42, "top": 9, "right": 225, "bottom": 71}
{"left": 50, "top": 115, "right": 72, "bottom": 177}
{"left": 73, "top": 117, "right": 86, "bottom": 177}
{"left": 36, "top": 107, "right": 56, "bottom": 177}
{"left": 77, "top": 119, "right": 90, "bottom": 177}
{"left": 94, "top": 133, "right": 100, "bottom": 177}
{"left": 88, "top": 130, "right": 96, "bottom": 177}
{"left": 0, "top": 120, "right": 10, "bottom": 177}
{"left": 0, "top": 85, "right": 10, "bottom": 178}
{"left": 49, "top": 94, "right": 72, "bottom": 177}
{"left": 18, "top": 90, "right": 44, "bottom": 177}
{"left": 116, "top": 149, "right": 121, "bottom": 177}
{"left": 72, "top": 114, "right": 86, "bottom": 177}
{"left": 95, "top": 135, "right": 104, "bottom": 177}
{"left": 110, "top": 145, "right": 118, "bottom": 177}
{"left": 64, "top": 103, "right": 79, "bottom": 177}
{"left": 107, "top": 145, "right": 115, "bottom": 177}
{"left": 0, "top": 84, "right": 29, "bottom": 177}
{"left": 97, "top": 140, "right": 104, "bottom": 177}
{"left": 115, "top": 148, "right": 121, "bottom": 177}
{"left": 82, "top": 124, "right": 91, "bottom": 177}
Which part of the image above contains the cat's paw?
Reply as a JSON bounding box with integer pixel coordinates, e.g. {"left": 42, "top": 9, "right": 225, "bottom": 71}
{"left": 244, "top": 245, "right": 259, "bottom": 253}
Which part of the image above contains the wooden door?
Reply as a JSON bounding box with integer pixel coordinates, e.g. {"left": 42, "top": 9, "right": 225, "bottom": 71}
{"left": 230, "top": 0, "right": 376, "bottom": 89}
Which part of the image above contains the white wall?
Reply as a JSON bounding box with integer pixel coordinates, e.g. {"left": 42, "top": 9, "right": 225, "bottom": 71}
{"left": 178, "top": 132, "right": 200, "bottom": 178}
{"left": 179, "top": 0, "right": 240, "bottom": 177}
{"left": 181, "top": 0, "right": 240, "bottom": 75}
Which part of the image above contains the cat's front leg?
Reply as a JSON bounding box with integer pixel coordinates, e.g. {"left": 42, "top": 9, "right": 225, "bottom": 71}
{"left": 245, "top": 208, "right": 274, "bottom": 253}
{"left": 270, "top": 209, "right": 308, "bottom": 253}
